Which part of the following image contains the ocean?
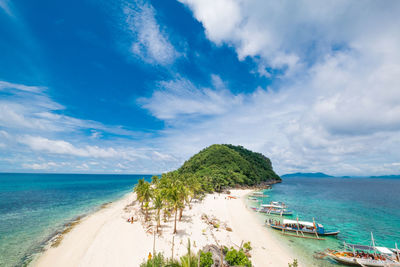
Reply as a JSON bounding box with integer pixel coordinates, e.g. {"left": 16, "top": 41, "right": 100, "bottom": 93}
{"left": 0, "top": 173, "right": 150, "bottom": 267}
{"left": 1, "top": 174, "right": 400, "bottom": 267}
{"left": 250, "top": 177, "right": 400, "bottom": 266}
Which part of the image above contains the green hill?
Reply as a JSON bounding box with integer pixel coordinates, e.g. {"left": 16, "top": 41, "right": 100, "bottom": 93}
{"left": 175, "top": 144, "right": 280, "bottom": 191}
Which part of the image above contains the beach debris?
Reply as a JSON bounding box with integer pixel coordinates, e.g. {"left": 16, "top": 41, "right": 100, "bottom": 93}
{"left": 201, "top": 214, "right": 232, "bottom": 232}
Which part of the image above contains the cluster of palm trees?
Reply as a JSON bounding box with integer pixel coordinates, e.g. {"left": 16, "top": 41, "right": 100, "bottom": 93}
{"left": 134, "top": 172, "right": 204, "bottom": 234}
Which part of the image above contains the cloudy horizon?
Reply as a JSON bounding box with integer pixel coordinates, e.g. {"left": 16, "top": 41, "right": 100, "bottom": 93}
{"left": 1, "top": 0, "right": 400, "bottom": 176}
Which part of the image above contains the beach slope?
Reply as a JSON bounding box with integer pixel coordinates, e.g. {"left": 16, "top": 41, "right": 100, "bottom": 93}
{"left": 33, "top": 190, "right": 296, "bottom": 267}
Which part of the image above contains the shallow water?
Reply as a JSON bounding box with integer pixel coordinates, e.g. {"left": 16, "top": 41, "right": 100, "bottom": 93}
{"left": 0, "top": 173, "right": 151, "bottom": 267}
{"left": 248, "top": 177, "right": 400, "bottom": 266}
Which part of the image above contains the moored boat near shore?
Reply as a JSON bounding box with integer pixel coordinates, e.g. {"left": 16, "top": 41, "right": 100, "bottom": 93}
{"left": 267, "top": 218, "right": 340, "bottom": 240}
{"left": 324, "top": 234, "right": 400, "bottom": 266}
{"left": 250, "top": 191, "right": 269, "bottom": 197}
{"left": 258, "top": 203, "right": 293, "bottom": 216}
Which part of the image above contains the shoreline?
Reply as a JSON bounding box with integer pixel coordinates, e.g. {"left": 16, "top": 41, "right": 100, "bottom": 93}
{"left": 32, "top": 189, "right": 299, "bottom": 267}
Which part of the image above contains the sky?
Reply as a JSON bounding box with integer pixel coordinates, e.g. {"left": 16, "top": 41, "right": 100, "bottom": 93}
{"left": 1, "top": 0, "right": 400, "bottom": 176}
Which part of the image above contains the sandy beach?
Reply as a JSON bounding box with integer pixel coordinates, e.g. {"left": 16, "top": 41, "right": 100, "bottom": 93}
{"left": 32, "top": 189, "right": 297, "bottom": 267}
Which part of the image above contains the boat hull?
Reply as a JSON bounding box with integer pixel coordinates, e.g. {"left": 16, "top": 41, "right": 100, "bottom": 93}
{"left": 326, "top": 253, "right": 400, "bottom": 267}
{"left": 260, "top": 210, "right": 293, "bottom": 216}
{"left": 269, "top": 225, "right": 339, "bottom": 236}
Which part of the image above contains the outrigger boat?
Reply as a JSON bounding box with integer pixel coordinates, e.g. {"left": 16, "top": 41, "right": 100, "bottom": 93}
{"left": 248, "top": 196, "right": 260, "bottom": 202}
{"left": 259, "top": 203, "right": 293, "bottom": 216}
{"left": 324, "top": 233, "right": 400, "bottom": 266}
{"left": 267, "top": 218, "right": 340, "bottom": 240}
{"left": 250, "top": 191, "right": 269, "bottom": 198}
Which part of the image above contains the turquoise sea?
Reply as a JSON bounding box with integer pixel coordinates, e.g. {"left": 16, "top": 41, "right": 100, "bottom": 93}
{"left": 250, "top": 177, "right": 400, "bottom": 266}
{"left": 0, "top": 173, "right": 150, "bottom": 267}
{"left": 2, "top": 174, "right": 400, "bottom": 267}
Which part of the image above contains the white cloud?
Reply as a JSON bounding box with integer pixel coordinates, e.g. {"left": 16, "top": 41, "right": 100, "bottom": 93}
{"left": 0, "top": 80, "right": 138, "bottom": 135}
{"left": 0, "top": 81, "right": 44, "bottom": 92}
{"left": 22, "top": 162, "right": 58, "bottom": 170}
{"left": 179, "top": 0, "right": 400, "bottom": 75}
{"left": 122, "top": 0, "right": 179, "bottom": 65}
{"left": 19, "top": 136, "right": 119, "bottom": 158}
{"left": 138, "top": 75, "right": 242, "bottom": 119}
{"left": 153, "top": 0, "right": 400, "bottom": 175}
{"left": 0, "top": 0, "right": 13, "bottom": 16}
{"left": 0, "top": 80, "right": 181, "bottom": 173}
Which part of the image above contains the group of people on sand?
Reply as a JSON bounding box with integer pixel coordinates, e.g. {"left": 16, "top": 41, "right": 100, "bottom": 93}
{"left": 127, "top": 216, "right": 135, "bottom": 224}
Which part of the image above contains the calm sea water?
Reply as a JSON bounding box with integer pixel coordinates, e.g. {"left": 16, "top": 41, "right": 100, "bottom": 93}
{"left": 0, "top": 173, "right": 150, "bottom": 267}
{"left": 251, "top": 177, "right": 400, "bottom": 266}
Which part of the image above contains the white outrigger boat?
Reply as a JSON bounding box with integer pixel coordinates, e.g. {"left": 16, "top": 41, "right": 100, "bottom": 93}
{"left": 259, "top": 203, "right": 293, "bottom": 216}
{"left": 250, "top": 191, "right": 269, "bottom": 197}
{"left": 267, "top": 218, "right": 340, "bottom": 240}
{"left": 325, "top": 233, "right": 400, "bottom": 266}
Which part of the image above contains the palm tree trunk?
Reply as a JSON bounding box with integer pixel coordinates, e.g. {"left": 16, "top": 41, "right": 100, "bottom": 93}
{"left": 157, "top": 209, "right": 160, "bottom": 233}
{"left": 179, "top": 207, "right": 183, "bottom": 221}
{"left": 173, "top": 208, "right": 177, "bottom": 234}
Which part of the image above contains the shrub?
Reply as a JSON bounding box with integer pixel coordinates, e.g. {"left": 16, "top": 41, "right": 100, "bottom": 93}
{"left": 288, "top": 259, "right": 298, "bottom": 267}
{"left": 225, "top": 247, "right": 252, "bottom": 267}
{"left": 199, "top": 251, "right": 213, "bottom": 267}
{"left": 140, "top": 252, "right": 166, "bottom": 267}
{"left": 243, "top": 242, "right": 252, "bottom": 252}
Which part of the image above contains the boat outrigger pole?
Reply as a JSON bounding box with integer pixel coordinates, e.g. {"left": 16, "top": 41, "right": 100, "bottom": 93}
{"left": 313, "top": 218, "right": 320, "bottom": 239}
{"left": 296, "top": 216, "right": 305, "bottom": 237}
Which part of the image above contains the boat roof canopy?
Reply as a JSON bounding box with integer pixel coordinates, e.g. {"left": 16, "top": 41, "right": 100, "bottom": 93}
{"left": 346, "top": 244, "right": 394, "bottom": 255}
{"left": 376, "top": 247, "right": 394, "bottom": 254}
{"left": 283, "top": 219, "right": 318, "bottom": 227}
{"left": 261, "top": 204, "right": 283, "bottom": 208}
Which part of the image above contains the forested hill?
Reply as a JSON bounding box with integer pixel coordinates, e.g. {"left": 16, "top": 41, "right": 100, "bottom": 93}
{"left": 175, "top": 144, "right": 280, "bottom": 191}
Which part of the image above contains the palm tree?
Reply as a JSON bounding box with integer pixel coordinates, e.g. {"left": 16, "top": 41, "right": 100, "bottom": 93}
{"left": 151, "top": 175, "right": 159, "bottom": 185}
{"left": 167, "top": 185, "right": 180, "bottom": 234}
{"left": 153, "top": 189, "right": 164, "bottom": 233}
{"left": 186, "top": 176, "right": 202, "bottom": 208}
{"left": 141, "top": 181, "right": 153, "bottom": 221}
{"left": 178, "top": 184, "right": 189, "bottom": 221}
{"left": 134, "top": 178, "right": 145, "bottom": 209}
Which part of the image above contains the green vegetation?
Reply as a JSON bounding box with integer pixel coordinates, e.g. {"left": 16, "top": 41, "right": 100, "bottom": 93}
{"left": 225, "top": 247, "right": 252, "bottom": 267}
{"left": 243, "top": 241, "right": 252, "bottom": 252}
{"left": 288, "top": 259, "right": 298, "bottom": 267}
{"left": 140, "top": 239, "right": 214, "bottom": 267}
{"left": 199, "top": 252, "right": 213, "bottom": 267}
{"left": 135, "top": 144, "right": 273, "bottom": 267}
{"left": 134, "top": 144, "right": 279, "bottom": 234}
{"left": 177, "top": 144, "right": 280, "bottom": 192}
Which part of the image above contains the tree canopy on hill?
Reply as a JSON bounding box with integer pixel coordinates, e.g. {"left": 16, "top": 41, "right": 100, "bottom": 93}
{"left": 172, "top": 144, "right": 280, "bottom": 192}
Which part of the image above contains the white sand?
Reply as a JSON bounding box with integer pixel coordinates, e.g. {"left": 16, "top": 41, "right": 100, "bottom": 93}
{"left": 33, "top": 190, "right": 298, "bottom": 267}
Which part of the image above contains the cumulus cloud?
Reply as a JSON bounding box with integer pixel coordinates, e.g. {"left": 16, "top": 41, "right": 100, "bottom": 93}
{"left": 138, "top": 75, "right": 243, "bottom": 119}
{"left": 22, "top": 162, "right": 59, "bottom": 170}
{"left": 150, "top": 0, "right": 400, "bottom": 175}
{"left": 19, "top": 136, "right": 119, "bottom": 158}
{"left": 0, "top": 81, "right": 137, "bottom": 135}
{"left": 0, "top": 80, "right": 181, "bottom": 173}
{"left": 179, "top": 0, "right": 400, "bottom": 75}
{"left": 122, "top": 0, "right": 179, "bottom": 65}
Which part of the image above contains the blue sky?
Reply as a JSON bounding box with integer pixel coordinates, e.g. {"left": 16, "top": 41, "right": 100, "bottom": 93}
{"left": 1, "top": 0, "right": 400, "bottom": 175}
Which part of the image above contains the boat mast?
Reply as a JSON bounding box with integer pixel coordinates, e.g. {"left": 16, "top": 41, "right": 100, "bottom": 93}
{"left": 371, "top": 232, "right": 377, "bottom": 257}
